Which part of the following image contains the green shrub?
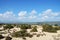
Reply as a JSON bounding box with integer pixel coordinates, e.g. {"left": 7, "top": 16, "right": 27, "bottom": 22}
{"left": 4, "top": 24, "right": 14, "bottom": 30}
{"left": 54, "top": 24, "right": 58, "bottom": 26}
{"left": 54, "top": 26, "right": 60, "bottom": 30}
{"left": 36, "top": 34, "right": 40, "bottom": 37}
{"left": 29, "top": 34, "right": 33, "bottom": 38}
{"left": 42, "top": 24, "right": 57, "bottom": 33}
{"left": 22, "top": 37, "right": 26, "bottom": 40}
{"left": 12, "top": 29, "right": 33, "bottom": 38}
{"left": 0, "top": 35, "right": 4, "bottom": 39}
{"left": 30, "top": 26, "right": 37, "bottom": 32}
{"left": 12, "top": 29, "right": 27, "bottom": 37}
{"left": 5, "top": 36, "right": 12, "bottom": 40}
{"left": 20, "top": 24, "right": 31, "bottom": 29}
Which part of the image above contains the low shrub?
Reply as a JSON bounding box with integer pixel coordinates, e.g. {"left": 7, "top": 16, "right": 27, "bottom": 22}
{"left": 5, "top": 36, "right": 12, "bottom": 40}
{"left": 20, "top": 24, "right": 31, "bottom": 29}
{"left": 42, "top": 24, "right": 57, "bottom": 33}
{"left": 30, "top": 26, "right": 37, "bottom": 32}
{"left": 36, "top": 34, "right": 40, "bottom": 37}
{"left": 29, "top": 34, "right": 33, "bottom": 38}
{"left": 0, "top": 35, "right": 4, "bottom": 39}
{"left": 12, "top": 29, "right": 33, "bottom": 38}
{"left": 4, "top": 24, "right": 14, "bottom": 30}
{"left": 22, "top": 37, "right": 26, "bottom": 40}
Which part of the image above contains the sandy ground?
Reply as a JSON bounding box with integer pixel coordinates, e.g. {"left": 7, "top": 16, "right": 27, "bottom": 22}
{"left": 1, "top": 25, "right": 60, "bottom": 40}
{"left": 10, "top": 32, "right": 58, "bottom": 40}
{"left": 11, "top": 25, "right": 60, "bottom": 40}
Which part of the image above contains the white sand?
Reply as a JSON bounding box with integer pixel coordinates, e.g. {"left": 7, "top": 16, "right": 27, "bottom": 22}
{"left": 1, "top": 25, "right": 60, "bottom": 40}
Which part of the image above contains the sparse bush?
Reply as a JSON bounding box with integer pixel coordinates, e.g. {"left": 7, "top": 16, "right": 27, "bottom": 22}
{"left": 4, "top": 24, "right": 14, "bottom": 30}
{"left": 29, "top": 34, "right": 33, "bottom": 38}
{"left": 30, "top": 26, "right": 37, "bottom": 32}
{"left": 12, "top": 29, "right": 33, "bottom": 38}
{"left": 5, "top": 36, "right": 12, "bottom": 40}
{"left": 32, "top": 33, "right": 37, "bottom": 35}
{"left": 20, "top": 24, "right": 31, "bottom": 29}
{"left": 36, "top": 34, "right": 40, "bottom": 37}
{"left": 12, "top": 29, "right": 27, "bottom": 37}
{"left": 42, "top": 24, "right": 57, "bottom": 33}
{"left": 54, "top": 26, "right": 60, "bottom": 30}
{"left": 0, "top": 35, "right": 4, "bottom": 39}
{"left": 54, "top": 24, "right": 58, "bottom": 26}
{"left": 22, "top": 37, "right": 26, "bottom": 40}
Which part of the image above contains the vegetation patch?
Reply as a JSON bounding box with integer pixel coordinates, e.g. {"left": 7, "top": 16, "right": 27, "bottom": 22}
{"left": 12, "top": 29, "right": 33, "bottom": 38}
{"left": 5, "top": 36, "right": 12, "bottom": 40}
{"left": 30, "top": 26, "right": 37, "bottom": 32}
{"left": 0, "top": 35, "right": 4, "bottom": 39}
{"left": 20, "top": 24, "right": 31, "bottom": 29}
{"left": 4, "top": 24, "right": 14, "bottom": 30}
{"left": 42, "top": 24, "right": 60, "bottom": 33}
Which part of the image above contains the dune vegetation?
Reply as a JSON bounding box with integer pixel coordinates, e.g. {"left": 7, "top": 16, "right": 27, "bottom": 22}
{"left": 0, "top": 24, "right": 60, "bottom": 40}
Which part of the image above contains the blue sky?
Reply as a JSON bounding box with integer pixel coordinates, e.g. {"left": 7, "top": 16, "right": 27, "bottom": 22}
{"left": 0, "top": 0, "right": 60, "bottom": 23}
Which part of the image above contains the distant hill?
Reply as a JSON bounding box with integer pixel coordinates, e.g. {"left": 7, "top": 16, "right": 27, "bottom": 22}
{"left": 37, "top": 21, "right": 60, "bottom": 25}
{"left": 0, "top": 21, "right": 60, "bottom": 25}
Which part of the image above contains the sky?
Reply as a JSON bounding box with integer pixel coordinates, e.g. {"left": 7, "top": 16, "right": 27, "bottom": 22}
{"left": 0, "top": 0, "right": 60, "bottom": 23}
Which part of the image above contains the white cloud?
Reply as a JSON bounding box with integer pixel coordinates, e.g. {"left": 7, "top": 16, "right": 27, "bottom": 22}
{"left": 42, "top": 16, "right": 48, "bottom": 19}
{"left": 18, "top": 11, "right": 27, "bottom": 20}
{"left": 43, "top": 9, "right": 52, "bottom": 14}
{"left": 28, "top": 15, "right": 37, "bottom": 19}
{"left": 38, "top": 9, "right": 60, "bottom": 21}
{"left": 51, "top": 12, "right": 59, "bottom": 17}
{"left": 30, "top": 10, "right": 37, "bottom": 15}
{"left": 28, "top": 10, "right": 37, "bottom": 19}
{"left": 18, "top": 17, "right": 27, "bottom": 20}
{"left": 3, "top": 11, "right": 15, "bottom": 18}
{"left": 38, "top": 9, "right": 52, "bottom": 17}
{"left": 0, "top": 14, "right": 2, "bottom": 17}
{"left": 41, "top": 9, "right": 52, "bottom": 16}
{"left": 0, "top": 11, "right": 16, "bottom": 23}
{"left": 18, "top": 11, "right": 27, "bottom": 17}
{"left": 0, "top": 9, "right": 60, "bottom": 23}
